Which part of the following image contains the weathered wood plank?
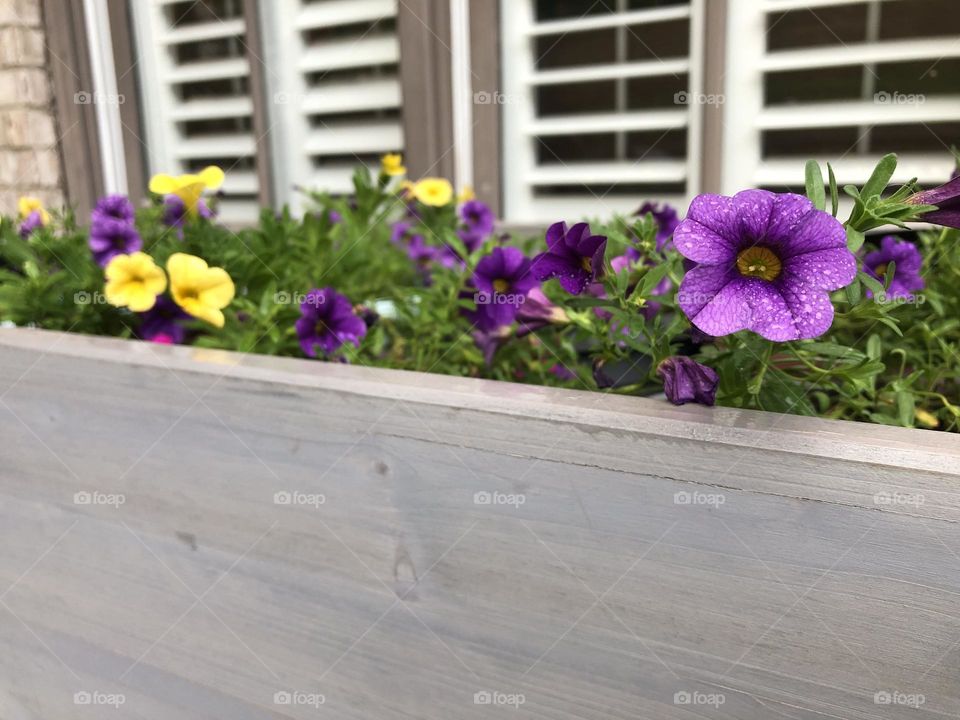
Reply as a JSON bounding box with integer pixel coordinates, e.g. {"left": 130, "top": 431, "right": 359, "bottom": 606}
{"left": 0, "top": 328, "right": 958, "bottom": 719}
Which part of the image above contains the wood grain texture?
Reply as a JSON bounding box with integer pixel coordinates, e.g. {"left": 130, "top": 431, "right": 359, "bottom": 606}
{"left": 0, "top": 328, "right": 958, "bottom": 719}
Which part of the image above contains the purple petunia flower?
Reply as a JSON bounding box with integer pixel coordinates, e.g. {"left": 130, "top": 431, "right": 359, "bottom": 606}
{"left": 89, "top": 218, "right": 143, "bottom": 267}
{"left": 461, "top": 200, "right": 495, "bottom": 236}
{"left": 390, "top": 220, "right": 416, "bottom": 246}
{"left": 19, "top": 210, "right": 43, "bottom": 238}
{"left": 675, "top": 190, "right": 856, "bottom": 341}
{"left": 657, "top": 356, "right": 719, "bottom": 406}
{"left": 294, "top": 288, "right": 368, "bottom": 358}
{"left": 907, "top": 176, "right": 960, "bottom": 229}
{"left": 532, "top": 222, "right": 607, "bottom": 295}
{"left": 635, "top": 202, "right": 679, "bottom": 251}
{"left": 138, "top": 296, "right": 190, "bottom": 344}
{"left": 162, "top": 194, "right": 214, "bottom": 230}
{"left": 515, "top": 287, "right": 567, "bottom": 337}
{"left": 92, "top": 194, "right": 135, "bottom": 226}
{"left": 863, "top": 236, "right": 925, "bottom": 299}
{"left": 457, "top": 228, "right": 487, "bottom": 255}
{"left": 472, "top": 246, "right": 538, "bottom": 327}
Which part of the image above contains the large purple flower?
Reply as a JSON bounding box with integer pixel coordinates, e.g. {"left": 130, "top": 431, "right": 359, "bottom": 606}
{"left": 657, "top": 356, "right": 719, "bottom": 406}
{"left": 89, "top": 218, "right": 142, "bottom": 267}
{"left": 863, "top": 236, "right": 924, "bottom": 299}
{"left": 636, "top": 202, "right": 679, "bottom": 251}
{"left": 294, "top": 288, "right": 367, "bottom": 358}
{"left": 19, "top": 211, "right": 43, "bottom": 238}
{"left": 675, "top": 190, "right": 856, "bottom": 341}
{"left": 92, "top": 194, "right": 135, "bottom": 226}
{"left": 138, "top": 296, "right": 190, "bottom": 344}
{"left": 532, "top": 222, "right": 607, "bottom": 295}
{"left": 472, "top": 246, "right": 537, "bottom": 327}
{"left": 907, "top": 176, "right": 960, "bottom": 229}
{"left": 461, "top": 200, "right": 495, "bottom": 236}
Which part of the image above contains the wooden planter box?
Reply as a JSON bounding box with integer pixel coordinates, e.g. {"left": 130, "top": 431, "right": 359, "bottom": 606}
{"left": 1, "top": 328, "right": 958, "bottom": 719}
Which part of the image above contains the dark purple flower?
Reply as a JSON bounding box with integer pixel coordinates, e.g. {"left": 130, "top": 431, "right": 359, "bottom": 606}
{"left": 138, "top": 296, "right": 190, "bottom": 344}
{"left": 549, "top": 363, "right": 577, "bottom": 381}
{"left": 657, "top": 356, "right": 719, "bottom": 406}
{"left": 92, "top": 194, "right": 135, "bottom": 226}
{"left": 472, "top": 326, "right": 511, "bottom": 366}
{"left": 328, "top": 210, "right": 343, "bottom": 224}
{"left": 675, "top": 190, "right": 856, "bottom": 341}
{"left": 390, "top": 220, "right": 416, "bottom": 245}
{"left": 457, "top": 228, "right": 487, "bottom": 254}
{"left": 611, "top": 247, "right": 641, "bottom": 274}
{"left": 406, "top": 234, "right": 437, "bottom": 267}
{"left": 907, "top": 176, "right": 960, "bottom": 229}
{"left": 19, "top": 211, "right": 43, "bottom": 238}
{"left": 532, "top": 222, "right": 607, "bottom": 295}
{"left": 294, "top": 288, "right": 367, "bottom": 357}
{"left": 460, "top": 200, "right": 495, "bottom": 236}
{"left": 635, "top": 202, "right": 679, "bottom": 251}
{"left": 515, "top": 287, "right": 567, "bottom": 337}
{"left": 472, "top": 246, "right": 538, "bottom": 327}
{"left": 89, "top": 218, "right": 143, "bottom": 267}
{"left": 163, "top": 194, "right": 213, "bottom": 230}
{"left": 863, "top": 236, "right": 924, "bottom": 299}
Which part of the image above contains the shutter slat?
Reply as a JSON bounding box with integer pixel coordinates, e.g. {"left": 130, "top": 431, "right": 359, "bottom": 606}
{"left": 533, "top": 58, "right": 690, "bottom": 86}
{"left": 299, "top": 36, "right": 399, "bottom": 73}
{"left": 174, "top": 136, "right": 257, "bottom": 159}
{"left": 222, "top": 171, "right": 260, "bottom": 195}
{"left": 302, "top": 79, "right": 401, "bottom": 115}
{"left": 306, "top": 122, "right": 403, "bottom": 155}
{"left": 762, "top": 38, "right": 960, "bottom": 72}
{"left": 527, "top": 6, "right": 691, "bottom": 35}
{"left": 309, "top": 168, "right": 364, "bottom": 194}
{"left": 296, "top": 0, "right": 396, "bottom": 30}
{"left": 755, "top": 156, "right": 954, "bottom": 186}
{"left": 161, "top": 18, "right": 246, "bottom": 44}
{"left": 166, "top": 58, "right": 249, "bottom": 84}
{"left": 759, "top": 98, "right": 960, "bottom": 130}
{"left": 529, "top": 161, "right": 687, "bottom": 185}
{"left": 169, "top": 98, "right": 254, "bottom": 122}
{"left": 529, "top": 110, "right": 688, "bottom": 136}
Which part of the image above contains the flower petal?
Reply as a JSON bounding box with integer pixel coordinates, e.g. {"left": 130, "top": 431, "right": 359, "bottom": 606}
{"left": 532, "top": 252, "right": 589, "bottom": 294}
{"left": 765, "top": 193, "right": 815, "bottom": 245}
{"left": 781, "top": 247, "right": 856, "bottom": 291}
{"left": 779, "top": 207, "right": 848, "bottom": 258}
{"left": 733, "top": 189, "right": 776, "bottom": 242}
{"left": 149, "top": 174, "right": 179, "bottom": 195}
{"left": 777, "top": 274, "right": 837, "bottom": 340}
{"left": 198, "top": 166, "right": 225, "bottom": 190}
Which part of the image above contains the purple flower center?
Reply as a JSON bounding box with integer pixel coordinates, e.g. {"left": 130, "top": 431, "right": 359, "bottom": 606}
{"left": 735, "top": 246, "right": 781, "bottom": 282}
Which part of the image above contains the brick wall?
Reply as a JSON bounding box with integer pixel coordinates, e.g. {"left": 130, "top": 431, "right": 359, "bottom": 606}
{"left": 0, "top": 0, "right": 64, "bottom": 216}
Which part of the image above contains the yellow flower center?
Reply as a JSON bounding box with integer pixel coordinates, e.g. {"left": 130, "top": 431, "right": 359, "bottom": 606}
{"left": 874, "top": 263, "right": 888, "bottom": 278}
{"left": 492, "top": 278, "right": 510, "bottom": 293}
{"left": 736, "top": 246, "right": 782, "bottom": 281}
{"left": 581, "top": 256, "right": 592, "bottom": 272}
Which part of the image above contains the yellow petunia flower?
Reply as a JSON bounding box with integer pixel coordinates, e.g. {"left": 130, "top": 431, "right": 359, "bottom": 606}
{"left": 148, "top": 166, "right": 224, "bottom": 217}
{"left": 104, "top": 252, "right": 167, "bottom": 312}
{"left": 166, "top": 252, "right": 235, "bottom": 328}
{"left": 18, "top": 196, "right": 50, "bottom": 225}
{"left": 412, "top": 177, "right": 454, "bottom": 207}
{"left": 381, "top": 153, "right": 406, "bottom": 177}
{"left": 458, "top": 185, "right": 476, "bottom": 203}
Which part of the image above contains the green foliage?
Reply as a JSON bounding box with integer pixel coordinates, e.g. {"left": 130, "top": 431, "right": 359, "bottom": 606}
{"left": 1, "top": 157, "right": 957, "bottom": 431}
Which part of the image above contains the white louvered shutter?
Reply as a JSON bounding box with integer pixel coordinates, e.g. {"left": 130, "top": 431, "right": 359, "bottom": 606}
{"left": 724, "top": 0, "right": 960, "bottom": 198}
{"left": 131, "top": 0, "right": 262, "bottom": 224}
{"left": 262, "top": 0, "right": 404, "bottom": 214}
{"left": 499, "top": 0, "right": 705, "bottom": 223}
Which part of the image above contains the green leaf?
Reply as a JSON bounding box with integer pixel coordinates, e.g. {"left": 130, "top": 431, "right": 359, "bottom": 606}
{"left": 844, "top": 278, "right": 862, "bottom": 305}
{"left": 861, "top": 153, "right": 898, "bottom": 200}
{"left": 805, "top": 160, "right": 826, "bottom": 211}
{"left": 896, "top": 390, "right": 915, "bottom": 427}
{"left": 827, "top": 163, "right": 839, "bottom": 217}
{"left": 858, "top": 270, "right": 885, "bottom": 297}
{"left": 846, "top": 228, "right": 865, "bottom": 253}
